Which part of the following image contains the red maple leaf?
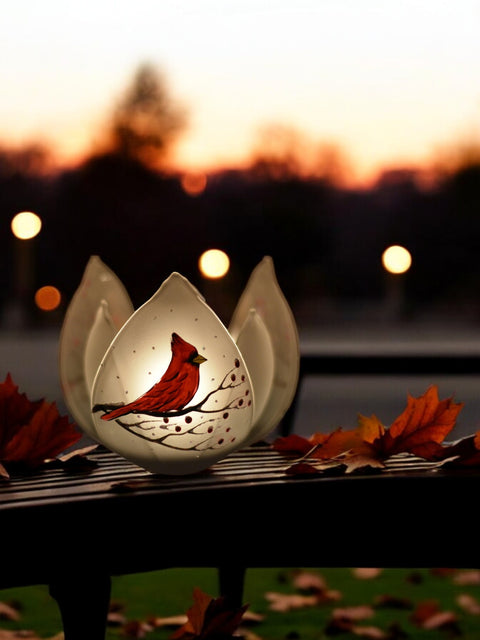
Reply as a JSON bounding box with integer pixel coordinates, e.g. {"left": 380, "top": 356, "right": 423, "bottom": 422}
{"left": 377, "top": 385, "right": 463, "bottom": 458}
{"left": 432, "top": 429, "right": 480, "bottom": 467}
{"left": 0, "top": 373, "right": 81, "bottom": 476}
{"left": 274, "top": 385, "right": 466, "bottom": 474}
{"left": 171, "top": 588, "right": 248, "bottom": 640}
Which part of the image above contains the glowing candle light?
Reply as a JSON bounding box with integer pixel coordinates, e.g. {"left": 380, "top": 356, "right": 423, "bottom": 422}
{"left": 60, "top": 255, "right": 300, "bottom": 475}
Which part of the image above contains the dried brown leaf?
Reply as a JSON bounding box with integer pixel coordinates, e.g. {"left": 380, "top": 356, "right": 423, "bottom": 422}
{"left": 149, "top": 615, "right": 188, "bottom": 628}
{"left": 352, "top": 568, "right": 383, "bottom": 580}
{"left": 292, "top": 570, "right": 327, "bottom": 593}
{"left": 421, "top": 611, "right": 458, "bottom": 630}
{"left": 332, "top": 605, "right": 375, "bottom": 622}
{"left": 265, "top": 592, "right": 319, "bottom": 612}
{"left": 0, "top": 601, "right": 21, "bottom": 621}
{"left": 0, "top": 632, "right": 41, "bottom": 639}
{"left": 351, "top": 625, "right": 388, "bottom": 639}
{"left": 410, "top": 599, "right": 458, "bottom": 631}
{"left": 453, "top": 570, "right": 480, "bottom": 585}
{"left": 457, "top": 593, "right": 480, "bottom": 615}
{"left": 122, "top": 619, "right": 154, "bottom": 638}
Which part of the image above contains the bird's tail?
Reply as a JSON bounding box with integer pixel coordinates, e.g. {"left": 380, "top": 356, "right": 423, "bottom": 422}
{"left": 92, "top": 402, "right": 128, "bottom": 421}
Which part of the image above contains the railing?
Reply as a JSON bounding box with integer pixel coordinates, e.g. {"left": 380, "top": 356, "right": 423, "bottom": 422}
{"left": 280, "top": 350, "right": 480, "bottom": 435}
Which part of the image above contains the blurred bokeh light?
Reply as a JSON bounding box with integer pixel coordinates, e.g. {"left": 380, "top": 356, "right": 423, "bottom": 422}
{"left": 11, "top": 211, "right": 42, "bottom": 240}
{"left": 181, "top": 172, "right": 207, "bottom": 196}
{"left": 199, "top": 249, "right": 230, "bottom": 279}
{"left": 34, "top": 286, "right": 62, "bottom": 312}
{"left": 382, "top": 245, "right": 412, "bottom": 275}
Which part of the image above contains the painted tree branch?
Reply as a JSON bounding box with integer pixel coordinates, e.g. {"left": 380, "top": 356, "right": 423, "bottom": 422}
{"left": 97, "top": 361, "right": 251, "bottom": 451}
{"left": 92, "top": 363, "right": 248, "bottom": 420}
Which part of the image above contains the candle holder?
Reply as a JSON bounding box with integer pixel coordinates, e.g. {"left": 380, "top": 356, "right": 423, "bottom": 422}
{"left": 59, "top": 256, "right": 299, "bottom": 474}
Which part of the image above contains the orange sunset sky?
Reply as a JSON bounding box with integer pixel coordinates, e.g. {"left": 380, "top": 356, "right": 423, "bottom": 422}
{"left": 1, "top": 0, "right": 479, "bottom": 185}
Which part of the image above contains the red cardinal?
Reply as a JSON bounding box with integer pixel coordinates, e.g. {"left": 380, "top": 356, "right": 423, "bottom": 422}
{"left": 101, "top": 333, "right": 207, "bottom": 421}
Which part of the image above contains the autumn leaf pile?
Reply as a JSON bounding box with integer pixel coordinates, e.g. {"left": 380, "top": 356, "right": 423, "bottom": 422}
{"left": 273, "top": 385, "right": 480, "bottom": 474}
{"left": 0, "top": 373, "right": 81, "bottom": 479}
{"left": 259, "top": 569, "right": 480, "bottom": 639}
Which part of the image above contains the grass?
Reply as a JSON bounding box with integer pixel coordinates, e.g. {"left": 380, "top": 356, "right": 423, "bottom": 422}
{"left": 1, "top": 568, "right": 480, "bottom": 638}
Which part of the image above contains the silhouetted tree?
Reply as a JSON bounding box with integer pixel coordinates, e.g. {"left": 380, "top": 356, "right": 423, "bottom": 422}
{"left": 249, "top": 123, "right": 350, "bottom": 186}
{"left": 0, "top": 143, "right": 52, "bottom": 177}
{"left": 106, "top": 63, "right": 187, "bottom": 169}
{"left": 250, "top": 124, "right": 307, "bottom": 180}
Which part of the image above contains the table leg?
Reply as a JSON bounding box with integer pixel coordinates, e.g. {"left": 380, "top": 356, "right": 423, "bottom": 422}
{"left": 49, "top": 570, "right": 111, "bottom": 640}
{"left": 217, "top": 565, "right": 246, "bottom": 607}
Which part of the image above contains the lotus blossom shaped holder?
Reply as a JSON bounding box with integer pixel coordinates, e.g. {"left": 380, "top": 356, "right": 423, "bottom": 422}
{"left": 59, "top": 256, "right": 299, "bottom": 474}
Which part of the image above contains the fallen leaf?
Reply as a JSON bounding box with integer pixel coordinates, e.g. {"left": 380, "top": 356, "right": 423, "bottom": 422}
{"left": 350, "top": 625, "right": 388, "bottom": 639}
{"left": 380, "top": 385, "right": 463, "bottom": 458}
{"left": 0, "top": 601, "right": 21, "bottom": 621}
{"left": 0, "top": 632, "right": 41, "bottom": 639}
{"left": 42, "top": 445, "right": 99, "bottom": 474}
{"left": 311, "top": 427, "right": 372, "bottom": 461}
{"left": 325, "top": 607, "right": 381, "bottom": 637}
{"left": 242, "top": 610, "right": 265, "bottom": 625}
{"left": 453, "top": 570, "right": 480, "bottom": 585}
{"left": 265, "top": 592, "right": 320, "bottom": 612}
{"left": 291, "top": 570, "right": 328, "bottom": 593}
{"left": 0, "top": 374, "right": 81, "bottom": 476}
{"left": 122, "top": 619, "right": 154, "bottom": 638}
{"left": 57, "top": 444, "right": 98, "bottom": 461}
{"left": 430, "top": 568, "right": 458, "bottom": 578}
{"left": 107, "top": 610, "right": 127, "bottom": 627}
{"left": 149, "top": 615, "right": 188, "bottom": 628}
{"left": 337, "top": 449, "right": 385, "bottom": 474}
{"left": 274, "top": 385, "right": 468, "bottom": 475}
{"left": 332, "top": 606, "right": 375, "bottom": 623}
{"left": 171, "top": 587, "right": 248, "bottom": 639}
{"left": 457, "top": 593, "right": 480, "bottom": 615}
{"left": 421, "top": 611, "right": 459, "bottom": 631}
{"left": 284, "top": 462, "right": 320, "bottom": 476}
{"left": 410, "top": 599, "right": 438, "bottom": 625}
{"left": 436, "top": 431, "right": 480, "bottom": 467}
{"left": 410, "top": 599, "right": 459, "bottom": 631}
{"left": 357, "top": 414, "right": 386, "bottom": 443}
{"left": 352, "top": 569, "right": 383, "bottom": 580}
{"left": 273, "top": 434, "right": 314, "bottom": 455}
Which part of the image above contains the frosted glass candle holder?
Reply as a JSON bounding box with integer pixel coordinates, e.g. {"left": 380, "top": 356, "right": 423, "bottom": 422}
{"left": 60, "top": 256, "right": 299, "bottom": 475}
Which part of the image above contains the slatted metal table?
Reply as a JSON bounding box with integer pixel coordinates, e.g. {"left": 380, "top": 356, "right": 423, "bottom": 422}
{"left": 1, "top": 444, "right": 479, "bottom": 639}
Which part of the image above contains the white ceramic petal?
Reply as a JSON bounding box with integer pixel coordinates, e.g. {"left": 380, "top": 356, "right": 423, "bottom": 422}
{"left": 91, "top": 272, "right": 254, "bottom": 475}
{"left": 234, "top": 309, "right": 274, "bottom": 425}
{"left": 229, "top": 256, "right": 300, "bottom": 443}
{"left": 84, "top": 300, "right": 117, "bottom": 397}
{"left": 59, "top": 256, "right": 134, "bottom": 438}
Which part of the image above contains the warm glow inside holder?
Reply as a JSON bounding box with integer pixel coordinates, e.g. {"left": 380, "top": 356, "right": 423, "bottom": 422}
{"left": 59, "top": 255, "right": 299, "bottom": 475}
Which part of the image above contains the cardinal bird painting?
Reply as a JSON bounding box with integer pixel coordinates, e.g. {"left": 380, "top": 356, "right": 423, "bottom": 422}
{"left": 99, "top": 332, "right": 207, "bottom": 421}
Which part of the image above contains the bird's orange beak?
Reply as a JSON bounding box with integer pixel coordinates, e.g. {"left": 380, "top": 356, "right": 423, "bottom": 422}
{"left": 193, "top": 354, "right": 207, "bottom": 365}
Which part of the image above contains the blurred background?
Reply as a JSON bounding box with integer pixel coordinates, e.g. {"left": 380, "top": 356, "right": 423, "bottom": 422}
{"left": 2, "top": 0, "right": 480, "bottom": 438}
